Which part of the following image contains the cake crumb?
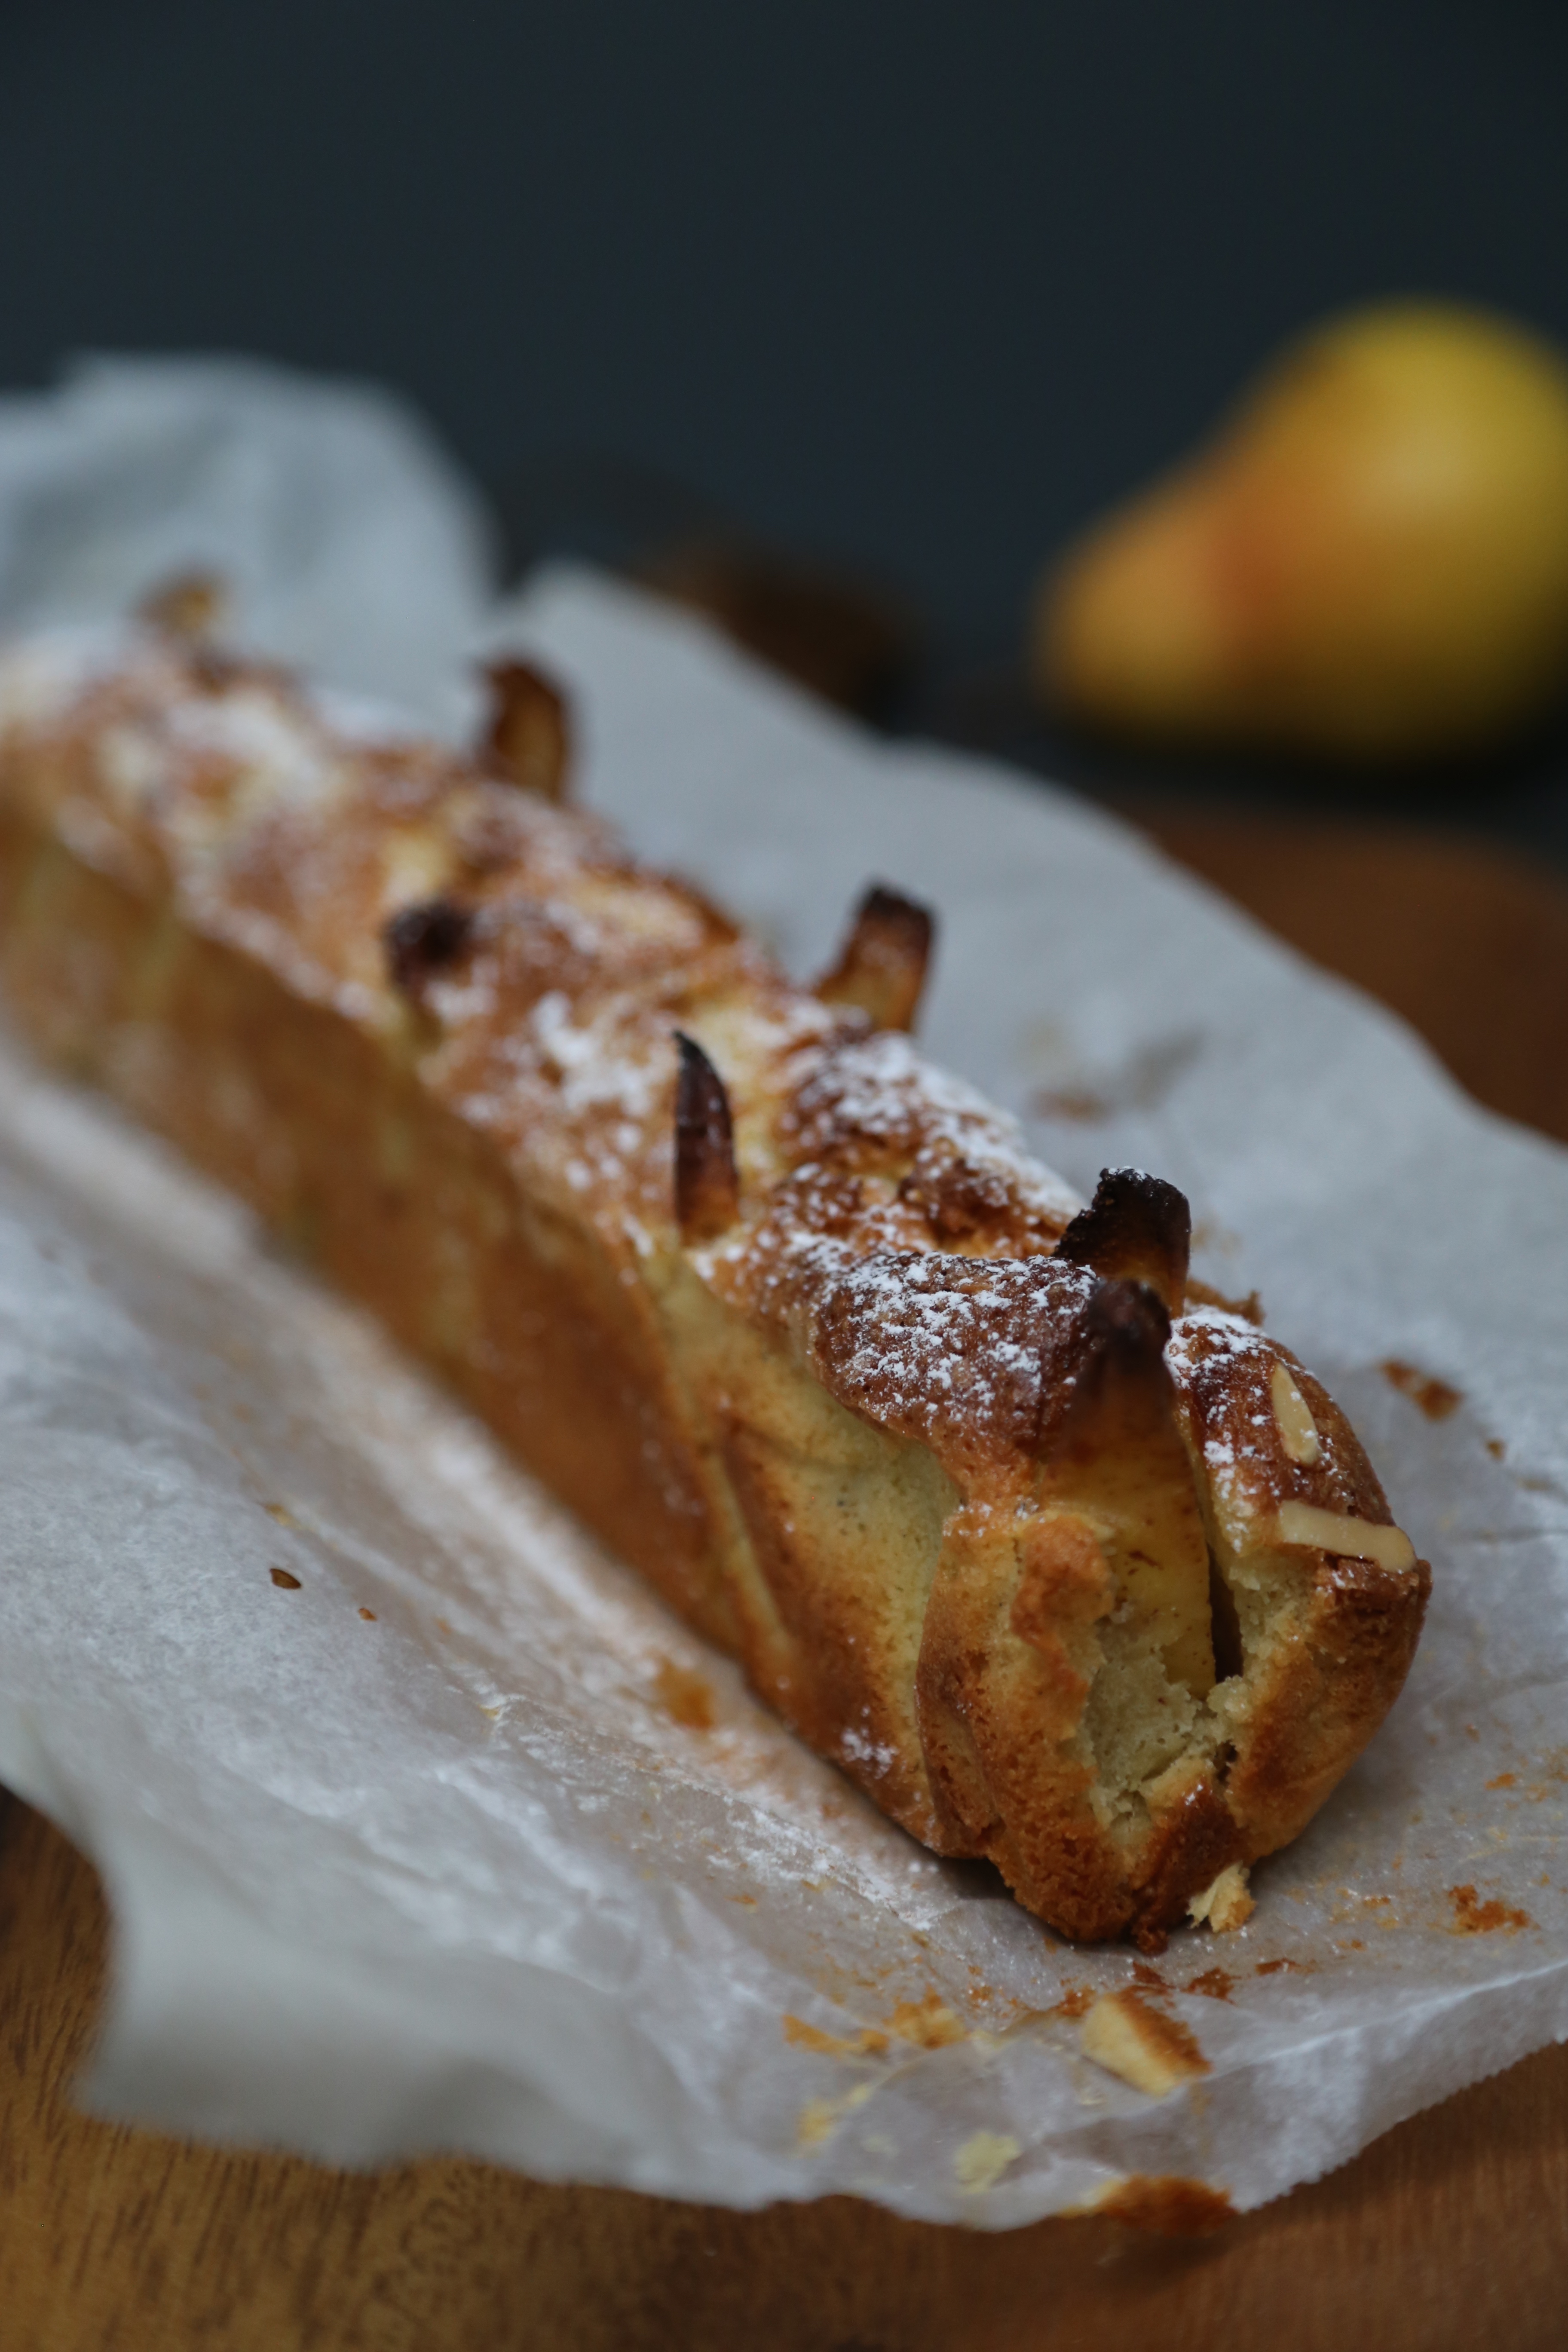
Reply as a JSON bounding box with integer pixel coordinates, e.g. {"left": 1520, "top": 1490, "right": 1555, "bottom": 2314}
{"left": 1081, "top": 1991, "right": 1209, "bottom": 2097}
{"left": 795, "top": 2082, "right": 874, "bottom": 2150}
{"left": 1185, "top": 1968, "right": 1233, "bottom": 2001}
{"left": 1381, "top": 1359, "right": 1463, "bottom": 1420}
{"left": 796, "top": 2098, "right": 837, "bottom": 2150}
{"left": 1188, "top": 1862, "right": 1254, "bottom": 1932}
{"left": 650, "top": 1657, "right": 715, "bottom": 1730}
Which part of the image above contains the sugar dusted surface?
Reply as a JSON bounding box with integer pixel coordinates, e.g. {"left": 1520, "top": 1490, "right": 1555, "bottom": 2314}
{"left": 1168, "top": 1307, "right": 1395, "bottom": 1543}
{"left": 0, "top": 989, "right": 1562, "bottom": 2229}
{"left": 0, "top": 637, "right": 1102, "bottom": 1407}
{"left": 0, "top": 554, "right": 1564, "bottom": 2226}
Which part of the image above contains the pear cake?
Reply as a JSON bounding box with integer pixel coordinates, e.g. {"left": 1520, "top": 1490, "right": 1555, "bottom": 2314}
{"left": 0, "top": 614, "right": 1430, "bottom": 1947}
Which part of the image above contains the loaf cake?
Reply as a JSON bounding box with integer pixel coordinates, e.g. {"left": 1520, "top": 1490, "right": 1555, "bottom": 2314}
{"left": 0, "top": 610, "right": 1430, "bottom": 1947}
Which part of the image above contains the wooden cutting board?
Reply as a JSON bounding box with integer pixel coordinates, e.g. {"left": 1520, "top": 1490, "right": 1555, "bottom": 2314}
{"left": 3, "top": 808, "right": 1566, "bottom": 2352}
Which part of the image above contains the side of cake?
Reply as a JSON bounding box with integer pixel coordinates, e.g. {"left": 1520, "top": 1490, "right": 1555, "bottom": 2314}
{"left": 0, "top": 620, "right": 1430, "bottom": 1944}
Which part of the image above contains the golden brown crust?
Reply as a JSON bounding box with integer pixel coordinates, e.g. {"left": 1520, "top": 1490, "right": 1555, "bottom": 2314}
{"left": 0, "top": 623, "right": 1431, "bottom": 1941}
{"left": 478, "top": 657, "right": 572, "bottom": 804}
{"left": 1055, "top": 1166, "right": 1191, "bottom": 1316}
{"left": 813, "top": 883, "right": 934, "bottom": 1034}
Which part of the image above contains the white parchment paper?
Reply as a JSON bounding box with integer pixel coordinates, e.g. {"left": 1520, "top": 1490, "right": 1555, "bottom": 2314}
{"left": 0, "top": 361, "right": 1564, "bottom": 2227}
{"left": 0, "top": 353, "right": 495, "bottom": 734}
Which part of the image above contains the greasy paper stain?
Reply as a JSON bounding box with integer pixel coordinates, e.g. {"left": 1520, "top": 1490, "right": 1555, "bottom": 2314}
{"left": 1185, "top": 1969, "right": 1234, "bottom": 2001}
{"left": 1118, "top": 1994, "right": 1206, "bottom": 2073}
{"left": 783, "top": 2013, "right": 889, "bottom": 2060}
{"left": 796, "top": 2098, "right": 837, "bottom": 2150}
{"left": 1449, "top": 1884, "right": 1533, "bottom": 1935}
{"left": 649, "top": 1657, "right": 715, "bottom": 1730}
{"left": 795, "top": 2081, "right": 875, "bottom": 2152}
{"left": 953, "top": 2132, "right": 1020, "bottom": 2195}
{"left": 1030, "top": 1031, "right": 1202, "bottom": 1124}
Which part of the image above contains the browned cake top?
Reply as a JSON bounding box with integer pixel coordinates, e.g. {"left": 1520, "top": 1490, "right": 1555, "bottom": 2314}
{"left": 0, "top": 623, "right": 1400, "bottom": 1530}
{"left": 1169, "top": 1308, "right": 1393, "bottom": 1538}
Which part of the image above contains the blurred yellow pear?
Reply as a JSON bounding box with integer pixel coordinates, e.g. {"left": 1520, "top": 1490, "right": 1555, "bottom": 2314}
{"left": 1034, "top": 303, "right": 1568, "bottom": 762}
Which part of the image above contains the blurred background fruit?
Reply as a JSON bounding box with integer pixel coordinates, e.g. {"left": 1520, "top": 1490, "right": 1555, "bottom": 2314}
{"left": 1032, "top": 305, "right": 1568, "bottom": 765}
{"left": 10, "top": 3, "right": 1568, "bottom": 861}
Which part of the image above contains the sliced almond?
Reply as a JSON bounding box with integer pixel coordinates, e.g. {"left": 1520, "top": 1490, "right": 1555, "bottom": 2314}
{"left": 1081, "top": 1990, "right": 1209, "bottom": 2098}
{"left": 1276, "top": 1501, "right": 1416, "bottom": 1573}
{"left": 1270, "top": 1360, "right": 1320, "bottom": 1464}
{"left": 1188, "top": 1862, "right": 1254, "bottom": 1933}
{"left": 815, "top": 883, "right": 933, "bottom": 1033}
{"left": 673, "top": 1031, "right": 740, "bottom": 1243}
{"left": 480, "top": 658, "right": 571, "bottom": 802}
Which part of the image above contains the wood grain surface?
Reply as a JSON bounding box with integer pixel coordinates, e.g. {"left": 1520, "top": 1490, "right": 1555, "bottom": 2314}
{"left": 1127, "top": 803, "right": 1568, "bottom": 1147}
{"left": 3, "top": 808, "right": 1566, "bottom": 2352}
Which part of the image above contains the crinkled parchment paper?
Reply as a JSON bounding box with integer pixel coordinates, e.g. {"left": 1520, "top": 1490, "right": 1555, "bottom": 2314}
{"left": 0, "top": 361, "right": 1564, "bottom": 2227}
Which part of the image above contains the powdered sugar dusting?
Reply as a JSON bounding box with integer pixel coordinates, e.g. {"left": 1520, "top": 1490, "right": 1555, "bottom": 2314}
{"left": 1168, "top": 1306, "right": 1390, "bottom": 1538}
{"left": 787, "top": 1029, "right": 1081, "bottom": 1230}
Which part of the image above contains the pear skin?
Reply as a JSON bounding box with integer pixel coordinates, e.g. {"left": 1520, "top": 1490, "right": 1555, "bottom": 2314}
{"left": 1035, "top": 303, "right": 1568, "bottom": 762}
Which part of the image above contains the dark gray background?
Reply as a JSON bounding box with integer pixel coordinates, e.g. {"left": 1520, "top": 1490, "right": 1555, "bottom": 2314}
{"left": 3, "top": 0, "right": 1567, "bottom": 835}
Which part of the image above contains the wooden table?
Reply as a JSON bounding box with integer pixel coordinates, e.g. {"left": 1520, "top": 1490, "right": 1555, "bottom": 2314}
{"left": 4, "top": 809, "right": 1567, "bottom": 2352}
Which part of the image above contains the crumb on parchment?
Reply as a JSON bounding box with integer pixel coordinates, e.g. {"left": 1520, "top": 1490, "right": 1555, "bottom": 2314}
{"left": 1081, "top": 1990, "right": 1209, "bottom": 2098}
{"left": 1188, "top": 1862, "right": 1254, "bottom": 1932}
{"left": 1381, "top": 1359, "right": 1463, "bottom": 1420}
{"left": 649, "top": 1657, "right": 715, "bottom": 1729}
